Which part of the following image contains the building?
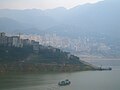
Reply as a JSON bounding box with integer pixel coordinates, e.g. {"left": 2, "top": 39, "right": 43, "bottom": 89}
{"left": 7, "top": 37, "right": 13, "bottom": 47}
{"left": 0, "top": 32, "right": 7, "bottom": 46}
{"left": 31, "top": 40, "right": 39, "bottom": 53}
{"left": 22, "top": 39, "right": 31, "bottom": 46}
{"left": 0, "top": 32, "right": 44, "bottom": 52}
{"left": 0, "top": 32, "right": 5, "bottom": 37}
{"left": 12, "top": 36, "right": 23, "bottom": 47}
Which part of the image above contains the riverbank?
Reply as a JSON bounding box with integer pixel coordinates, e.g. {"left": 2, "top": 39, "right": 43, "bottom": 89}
{"left": 0, "top": 45, "right": 99, "bottom": 74}
{"left": 0, "top": 63, "right": 97, "bottom": 74}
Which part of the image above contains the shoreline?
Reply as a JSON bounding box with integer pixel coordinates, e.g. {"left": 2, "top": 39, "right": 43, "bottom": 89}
{"left": 0, "top": 63, "right": 97, "bottom": 74}
{"left": 81, "top": 57, "right": 120, "bottom": 61}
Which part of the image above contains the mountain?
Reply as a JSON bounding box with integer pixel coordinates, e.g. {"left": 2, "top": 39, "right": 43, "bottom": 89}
{"left": 0, "top": 17, "right": 43, "bottom": 34}
{"left": 64, "top": 0, "right": 120, "bottom": 38}
{"left": 44, "top": 0, "right": 120, "bottom": 38}
{"left": 45, "top": 7, "right": 68, "bottom": 22}
{"left": 0, "top": 17, "right": 25, "bottom": 32}
{"left": 0, "top": 0, "right": 119, "bottom": 38}
{"left": 0, "top": 9, "right": 59, "bottom": 30}
{"left": 0, "top": 0, "right": 120, "bottom": 58}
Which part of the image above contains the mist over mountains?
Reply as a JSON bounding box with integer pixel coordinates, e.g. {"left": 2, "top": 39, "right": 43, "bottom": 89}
{"left": 0, "top": 0, "right": 119, "bottom": 37}
{"left": 0, "top": 0, "right": 120, "bottom": 58}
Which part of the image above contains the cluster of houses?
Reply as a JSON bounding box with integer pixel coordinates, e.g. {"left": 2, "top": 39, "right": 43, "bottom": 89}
{"left": 0, "top": 32, "right": 40, "bottom": 52}
{"left": 0, "top": 32, "right": 59, "bottom": 53}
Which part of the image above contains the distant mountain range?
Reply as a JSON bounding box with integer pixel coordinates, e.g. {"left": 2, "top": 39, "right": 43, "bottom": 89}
{"left": 0, "top": 0, "right": 119, "bottom": 38}
{"left": 0, "top": 0, "right": 120, "bottom": 58}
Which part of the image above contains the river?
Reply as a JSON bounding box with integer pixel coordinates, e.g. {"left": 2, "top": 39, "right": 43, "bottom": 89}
{"left": 0, "top": 60, "right": 120, "bottom": 90}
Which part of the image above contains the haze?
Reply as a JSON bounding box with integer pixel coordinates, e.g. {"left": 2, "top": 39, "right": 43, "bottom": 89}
{"left": 0, "top": 0, "right": 102, "bottom": 10}
{"left": 0, "top": 0, "right": 120, "bottom": 58}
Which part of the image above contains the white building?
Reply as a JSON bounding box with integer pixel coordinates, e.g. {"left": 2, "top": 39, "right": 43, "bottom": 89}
{"left": 12, "top": 36, "right": 23, "bottom": 47}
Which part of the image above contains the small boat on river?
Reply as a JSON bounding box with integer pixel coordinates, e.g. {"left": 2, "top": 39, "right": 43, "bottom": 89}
{"left": 58, "top": 79, "right": 71, "bottom": 86}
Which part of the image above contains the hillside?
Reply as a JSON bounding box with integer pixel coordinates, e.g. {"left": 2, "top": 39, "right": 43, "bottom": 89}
{"left": 0, "top": 17, "right": 25, "bottom": 32}
{"left": 0, "top": 0, "right": 119, "bottom": 38}
{"left": 0, "top": 0, "right": 119, "bottom": 58}
{"left": 0, "top": 45, "right": 80, "bottom": 64}
{"left": 0, "top": 45, "right": 96, "bottom": 73}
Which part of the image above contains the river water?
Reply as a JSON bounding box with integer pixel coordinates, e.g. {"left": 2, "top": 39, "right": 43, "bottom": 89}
{"left": 0, "top": 60, "right": 120, "bottom": 90}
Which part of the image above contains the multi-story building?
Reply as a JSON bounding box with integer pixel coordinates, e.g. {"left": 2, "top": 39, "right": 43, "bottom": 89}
{"left": 31, "top": 40, "right": 39, "bottom": 53}
{"left": 0, "top": 32, "right": 7, "bottom": 46}
{"left": 12, "top": 36, "right": 23, "bottom": 48}
{"left": 22, "top": 39, "right": 31, "bottom": 46}
{"left": 0, "top": 32, "right": 23, "bottom": 47}
{"left": 7, "top": 37, "right": 13, "bottom": 47}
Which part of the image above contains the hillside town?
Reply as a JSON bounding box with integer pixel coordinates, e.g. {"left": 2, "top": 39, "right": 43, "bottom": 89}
{"left": 0, "top": 32, "right": 80, "bottom": 64}
{"left": 21, "top": 33, "right": 111, "bottom": 57}
{"left": 0, "top": 32, "right": 99, "bottom": 73}
{"left": 0, "top": 32, "right": 49, "bottom": 53}
{"left": 1, "top": 32, "right": 118, "bottom": 59}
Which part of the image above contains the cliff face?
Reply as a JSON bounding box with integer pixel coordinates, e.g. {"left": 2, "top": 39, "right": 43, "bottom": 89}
{"left": 0, "top": 46, "right": 96, "bottom": 73}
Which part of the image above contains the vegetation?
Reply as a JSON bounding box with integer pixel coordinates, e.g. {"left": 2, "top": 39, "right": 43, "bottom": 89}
{"left": 0, "top": 45, "right": 81, "bottom": 64}
{"left": 0, "top": 46, "right": 33, "bottom": 63}
{"left": 0, "top": 45, "right": 96, "bottom": 73}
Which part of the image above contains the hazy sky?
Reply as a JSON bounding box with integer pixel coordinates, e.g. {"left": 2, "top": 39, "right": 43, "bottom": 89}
{"left": 0, "top": 0, "right": 103, "bottom": 10}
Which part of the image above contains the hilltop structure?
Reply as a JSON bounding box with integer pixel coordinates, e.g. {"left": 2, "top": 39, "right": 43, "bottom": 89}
{"left": 0, "top": 32, "right": 41, "bottom": 53}
{"left": 0, "top": 32, "right": 99, "bottom": 73}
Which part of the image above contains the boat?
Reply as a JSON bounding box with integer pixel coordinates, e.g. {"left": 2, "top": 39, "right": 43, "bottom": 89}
{"left": 99, "top": 66, "right": 112, "bottom": 71}
{"left": 58, "top": 79, "right": 71, "bottom": 86}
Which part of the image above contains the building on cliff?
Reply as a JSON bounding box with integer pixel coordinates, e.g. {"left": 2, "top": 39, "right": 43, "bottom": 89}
{"left": 0, "top": 32, "right": 43, "bottom": 52}
{"left": 0, "top": 32, "right": 23, "bottom": 47}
